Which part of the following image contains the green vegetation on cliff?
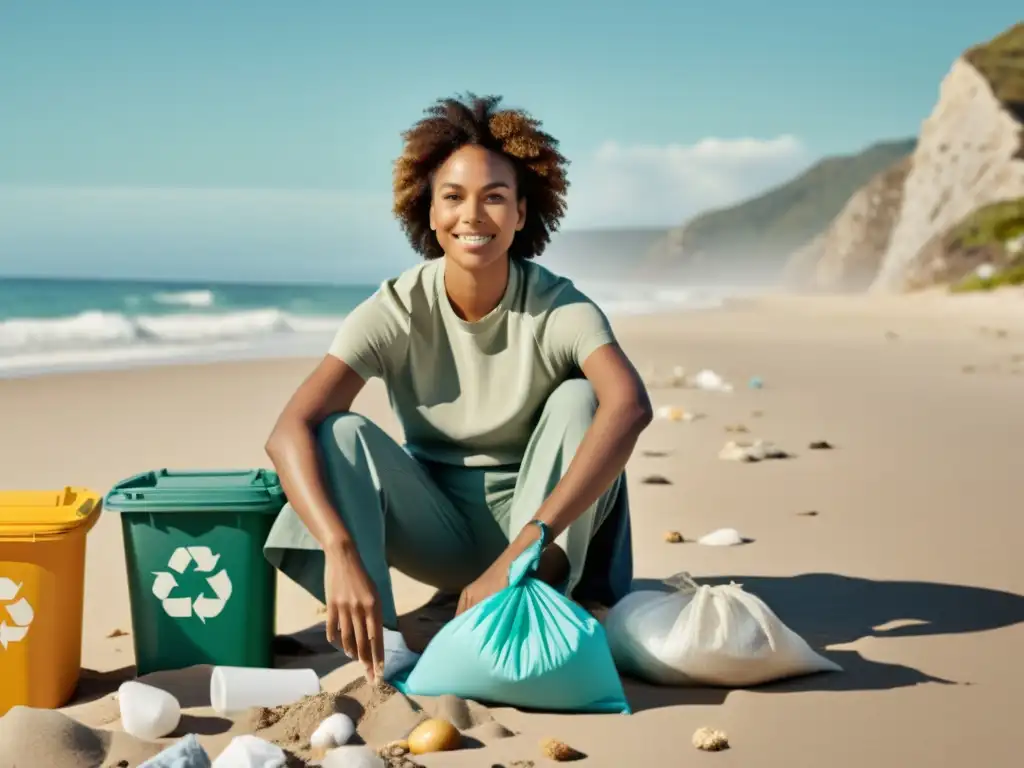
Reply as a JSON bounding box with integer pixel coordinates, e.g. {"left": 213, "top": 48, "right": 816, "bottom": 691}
{"left": 644, "top": 138, "right": 916, "bottom": 278}
{"left": 948, "top": 198, "right": 1024, "bottom": 292}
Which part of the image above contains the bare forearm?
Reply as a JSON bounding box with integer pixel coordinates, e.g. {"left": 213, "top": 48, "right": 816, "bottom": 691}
{"left": 266, "top": 421, "right": 353, "bottom": 555}
{"left": 498, "top": 401, "right": 651, "bottom": 565}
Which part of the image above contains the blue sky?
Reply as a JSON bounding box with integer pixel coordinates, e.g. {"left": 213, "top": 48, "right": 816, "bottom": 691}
{"left": 0, "top": 2, "right": 1019, "bottom": 282}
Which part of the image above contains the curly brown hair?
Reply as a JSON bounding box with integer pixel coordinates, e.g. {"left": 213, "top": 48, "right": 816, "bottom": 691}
{"left": 392, "top": 93, "right": 570, "bottom": 260}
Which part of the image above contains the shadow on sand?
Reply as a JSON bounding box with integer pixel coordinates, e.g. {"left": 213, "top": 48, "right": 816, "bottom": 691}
{"left": 74, "top": 573, "right": 1024, "bottom": 717}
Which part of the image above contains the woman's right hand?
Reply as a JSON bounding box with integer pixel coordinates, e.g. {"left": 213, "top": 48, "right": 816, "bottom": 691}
{"left": 324, "top": 547, "right": 384, "bottom": 682}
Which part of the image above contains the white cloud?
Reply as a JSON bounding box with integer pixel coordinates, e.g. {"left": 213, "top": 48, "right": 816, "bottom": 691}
{"left": 562, "top": 135, "right": 812, "bottom": 230}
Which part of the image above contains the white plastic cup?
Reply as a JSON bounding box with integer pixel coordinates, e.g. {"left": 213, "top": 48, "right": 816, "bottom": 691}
{"left": 210, "top": 666, "right": 320, "bottom": 715}
{"left": 118, "top": 680, "right": 182, "bottom": 740}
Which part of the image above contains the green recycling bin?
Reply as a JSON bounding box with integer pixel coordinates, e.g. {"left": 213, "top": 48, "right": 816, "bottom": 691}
{"left": 104, "top": 468, "right": 286, "bottom": 676}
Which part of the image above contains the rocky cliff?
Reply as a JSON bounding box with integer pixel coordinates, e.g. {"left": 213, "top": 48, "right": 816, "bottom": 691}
{"left": 639, "top": 139, "right": 915, "bottom": 283}
{"left": 869, "top": 23, "right": 1024, "bottom": 291}
{"left": 784, "top": 156, "right": 912, "bottom": 292}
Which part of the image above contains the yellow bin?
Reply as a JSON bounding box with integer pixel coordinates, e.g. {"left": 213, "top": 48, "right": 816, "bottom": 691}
{"left": 0, "top": 488, "right": 102, "bottom": 716}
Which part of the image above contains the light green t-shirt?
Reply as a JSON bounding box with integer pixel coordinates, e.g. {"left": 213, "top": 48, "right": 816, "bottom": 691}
{"left": 328, "top": 257, "right": 616, "bottom": 467}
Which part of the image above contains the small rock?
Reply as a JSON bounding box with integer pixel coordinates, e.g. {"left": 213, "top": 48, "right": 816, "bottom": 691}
{"left": 663, "top": 530, "right": 684, "bottom": 543}
{"left": 641, "top": 474, "right": 672, "bottom": 485}
{"left": 540, "top": 738, "right": 586, "bottom": 761}
{"left": 107, "top": 628, "right": 128, "bottom": 638}
{"left": 808, "top": 440, "right": 833, "bottom": 450}
{"left": 692, "top": 727, "right": 729, "bottom": 751}
{"left": 797, "top": 510, "right": 819, "bottom": 517}
{"left": 380, "top": 741, "right": 410, "bottom": 757}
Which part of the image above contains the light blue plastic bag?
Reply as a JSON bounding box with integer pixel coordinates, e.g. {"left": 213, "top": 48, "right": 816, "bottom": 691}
{"left": 392, "top": 528, "right": 631, "bottom": 714}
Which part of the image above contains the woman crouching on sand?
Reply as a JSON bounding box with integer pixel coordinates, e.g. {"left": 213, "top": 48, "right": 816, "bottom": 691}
{"left": 262, "top": 93, "right": 652, "bottom": 683}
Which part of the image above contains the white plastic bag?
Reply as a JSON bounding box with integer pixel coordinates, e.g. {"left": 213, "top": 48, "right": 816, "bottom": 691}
{"left": 604, "top": 573, "right": 841, "bottom": 687}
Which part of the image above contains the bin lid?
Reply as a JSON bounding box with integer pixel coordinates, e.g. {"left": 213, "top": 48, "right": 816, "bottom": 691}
{"left": 103, "top": 468, "right": 285, "bottom": 514}
{"left": 0, "top": 487, "right": 103, "bottom": 540}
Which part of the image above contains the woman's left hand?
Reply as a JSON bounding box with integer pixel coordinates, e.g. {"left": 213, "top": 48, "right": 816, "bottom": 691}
{"left": 456, "top": 566, "right": 509, "bottom": 616}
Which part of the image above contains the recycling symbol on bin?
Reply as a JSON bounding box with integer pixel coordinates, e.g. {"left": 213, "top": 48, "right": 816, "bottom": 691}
{"left": 151, "top": 546, "right": 233, "bottom": 623}
{"left": 0, "top": 577, "right": 34, "bottom": 650}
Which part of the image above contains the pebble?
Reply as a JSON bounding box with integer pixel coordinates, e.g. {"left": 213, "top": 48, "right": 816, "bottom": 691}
{"left": 540, "top": 738, "right": 586, "bottom": 761}
{"left": 692, "top": 727, "right": 729, "bottom": 751}
{"left": 663, "top": 530, "right": 684, "bottom": 543}
{"left": 808, "top": 440, "right": 833, "bottom": 450}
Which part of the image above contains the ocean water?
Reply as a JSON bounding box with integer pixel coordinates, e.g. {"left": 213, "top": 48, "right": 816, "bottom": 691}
{"left": 0, "top": 276, "right": 729, "bottom": 378}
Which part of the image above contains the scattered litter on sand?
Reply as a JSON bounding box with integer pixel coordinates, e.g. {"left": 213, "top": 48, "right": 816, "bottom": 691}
{"left": 697, "top": 528, "right": 746, "bottom": 547}
{"left": 692, "top": 726, "right": 729, "bottom": 751}
{"left": 691, "top": 369, "right": 733, "bottom": 392}
{"left": 540, "top": 738, "right": 586, "bottom": 761}
{"left": 655, "top": 405, "right": 701, "bottom": 422}
{"left": 663, "top": 530, "right": 684, "bottom": 543}
{"left": 718, "top": 440, "right": 790, "bottom": 462}
{"left": 646, "top": 366, "right": 735, "bottom": 393}
{"left": 233, "top": 677, "right": 506, "bottom": 763}
{"left": 0, "top": 706, "right": 162, "bottom": 768}
{"left": 642, "top": 365, "right": 688, "bottom": 388}
{"left": 641, "top": 473, "right": 672, "bottom": 485}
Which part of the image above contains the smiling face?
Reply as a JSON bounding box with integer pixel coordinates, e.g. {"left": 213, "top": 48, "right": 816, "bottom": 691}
{"left": 429, "top": 145, "right": 527, "bottom": 272}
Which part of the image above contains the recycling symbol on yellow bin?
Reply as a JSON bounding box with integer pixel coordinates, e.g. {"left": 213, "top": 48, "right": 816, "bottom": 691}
{"left": 0, "top": 577, "right": 34, "bottom": 650}
{"left": 151, "top": 546, "right": 233, "bottom": 623}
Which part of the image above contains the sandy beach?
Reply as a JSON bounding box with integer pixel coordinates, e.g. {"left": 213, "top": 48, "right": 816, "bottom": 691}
{"left": 2, "top": 291, "right": 1024, "bottom": 766}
